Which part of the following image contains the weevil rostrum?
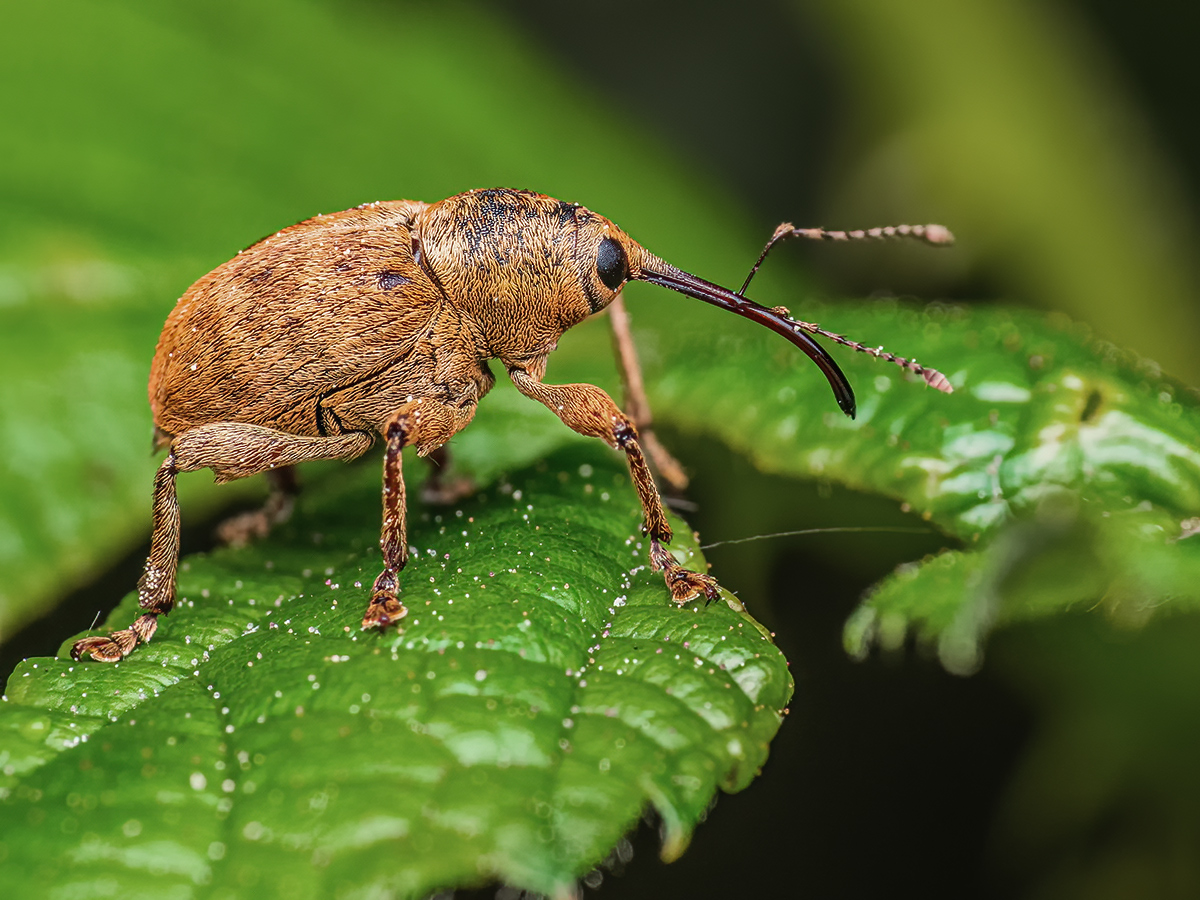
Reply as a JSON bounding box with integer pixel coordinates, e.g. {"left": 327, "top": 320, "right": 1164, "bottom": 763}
{"left": 71, "top": 188, "right": 953, "bottom": 663}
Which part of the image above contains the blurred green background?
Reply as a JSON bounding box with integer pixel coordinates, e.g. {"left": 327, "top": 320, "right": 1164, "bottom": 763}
{"left": 3, "top": 0, "right": 1199, "bottom": 897}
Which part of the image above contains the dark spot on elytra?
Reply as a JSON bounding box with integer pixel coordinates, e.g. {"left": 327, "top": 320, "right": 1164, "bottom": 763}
{"left": 1080, "top": 388, "right": 1103, "bottom": 423}
{"left": 377, "top": 270, "right": 410, "bottom": 292}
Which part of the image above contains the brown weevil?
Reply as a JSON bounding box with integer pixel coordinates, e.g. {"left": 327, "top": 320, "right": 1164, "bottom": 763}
{"left": 71, "top": 188, "right": 953, "bottom": 662}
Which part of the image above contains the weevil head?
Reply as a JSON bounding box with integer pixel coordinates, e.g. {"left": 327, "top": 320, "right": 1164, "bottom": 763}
{"left": 414, "top": 188, "right": 650, "bottom": 365}
{"left": 414, "top": 188, "right": 857, "bottom": 416}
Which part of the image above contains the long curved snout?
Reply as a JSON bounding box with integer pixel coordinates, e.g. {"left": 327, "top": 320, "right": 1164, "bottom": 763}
{"left": 636, "top": 261, "right": 858, "bottom": 418}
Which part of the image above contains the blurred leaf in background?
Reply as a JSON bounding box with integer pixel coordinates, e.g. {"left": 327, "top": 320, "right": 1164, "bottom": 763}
{"left": 806, "top": 0, "right": 1200, "bottom": 384}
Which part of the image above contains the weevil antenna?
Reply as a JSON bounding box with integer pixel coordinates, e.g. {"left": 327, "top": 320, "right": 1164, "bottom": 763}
{"left": 738, "top": 222, "right": 955, "bottom": 295}
{"left": 790, "top": 319, "right": 954, "bottom": 393}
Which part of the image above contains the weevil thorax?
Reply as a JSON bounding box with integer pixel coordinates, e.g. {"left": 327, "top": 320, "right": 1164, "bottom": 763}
{"left": 413, "top": 189, "right": 647, "bottom": 367}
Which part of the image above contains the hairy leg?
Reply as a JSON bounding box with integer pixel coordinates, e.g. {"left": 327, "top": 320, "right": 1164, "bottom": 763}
{"left": 508, "top": 367, "right": 718, "bottom": 605}
{"left": 71, "top": 453, "right": 181, "bottom": 662}
{"left": 361, "top": 399, "right": 477, "bottom": 632}
{"left": 71, "top": 424, "right": 372, "bottom": 663}
{"left": 607, "top": 292, "right": 689, "bottom": 490}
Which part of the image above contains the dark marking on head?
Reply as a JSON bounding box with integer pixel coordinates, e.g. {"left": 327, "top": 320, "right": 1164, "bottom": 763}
{"left": 456, "top": 189, "right": 525, "bottom": 263}
{"left": 377, "top": 270, "right": 410, "bottom": 292}
{"left": 556, "top": 199, "right": 580, "bottom": 226}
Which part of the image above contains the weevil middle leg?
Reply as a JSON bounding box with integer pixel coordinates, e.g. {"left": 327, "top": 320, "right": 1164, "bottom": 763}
{"left": 215, "top": 465, "right": 300, "bottom": 547}
{"left": 419, "top": 445, "right": 475, "bottom": 506}
{"left": 508, "top": 367, "right": 719, "bottom": 605}
{"left": 361, "top": 398, "right": 478, "bottom": 632}
{"left": 607, "top": 292, "right": 689, "bottom": 492}
{"left": 213, "top": 444, "right": 469, "bottom": 552}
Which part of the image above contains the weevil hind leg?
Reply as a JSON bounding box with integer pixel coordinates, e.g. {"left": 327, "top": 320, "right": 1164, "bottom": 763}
{"left": 71, "top": 453, "right": 181, "bottom": 662}
{"left": 215, "top": 465, "right": 300, "bottom": 547}
{"left": 508, "top": 367, "right": 719, "bottom": 606}
{"left": 70, "top": 423, "right": 373, "bottom": 663}
{"left": 608, "top": 293, "right": 689, "bottom": 492}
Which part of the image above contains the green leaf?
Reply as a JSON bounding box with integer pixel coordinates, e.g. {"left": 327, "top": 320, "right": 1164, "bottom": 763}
{"left": 628, "top": 294, "right": 1200, "bottom": 670}
{"left": 0, "top": 445, "right": 790, "bottom": 897}
{"left": 844, "top": 501, "right": 1200, "bottom": 673}
{"left": 637, "top": 301, "right": 1200, "bottom": 536}
{"left": 2, "top": 5, "right": 802, "bottom": 890}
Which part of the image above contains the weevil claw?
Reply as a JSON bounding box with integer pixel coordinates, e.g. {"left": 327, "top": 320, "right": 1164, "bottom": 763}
{"left": 665, "top": 567, "right": 721, "bottom": 607}
{"left": 361, "top": 593, "right": 408, "bottom": 631}
{"left": 69, "top": 614, "right": 157, "bottom": 662}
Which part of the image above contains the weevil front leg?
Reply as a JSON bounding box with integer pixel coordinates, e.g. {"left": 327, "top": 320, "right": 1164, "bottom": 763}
{"left": 508, "top": 367, "right": 719, "bottom": 605}
{"left": 607, "top": 292, "right": 689, "bottom": 491}
{"left": 361, "top": 399, "right": 476, "bottom": 632}
{"left": 70, "top": 424, "right": 373, "bottom": 663}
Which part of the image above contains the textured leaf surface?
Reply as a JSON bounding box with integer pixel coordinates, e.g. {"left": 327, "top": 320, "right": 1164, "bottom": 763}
{"left": 626, "top": 292, "right": 1200, "bottom": 668}
{"left": 0, "top": 445, "right": 789, "bottom": 897}
{"left": 843, "top": 503, "right": 1200, "bottom": 673}
{"left": 640, "top": 301, "right": 1200, "bottom": 537}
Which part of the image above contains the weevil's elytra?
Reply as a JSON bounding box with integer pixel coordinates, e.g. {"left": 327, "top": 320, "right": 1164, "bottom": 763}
{"left": 70, "top": 187, "right": 954, "bottom": 663}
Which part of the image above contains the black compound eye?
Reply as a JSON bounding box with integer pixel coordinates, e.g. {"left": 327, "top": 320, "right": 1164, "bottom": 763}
{"left": 596, "top": 237, "right": 628, "bottom": 290}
